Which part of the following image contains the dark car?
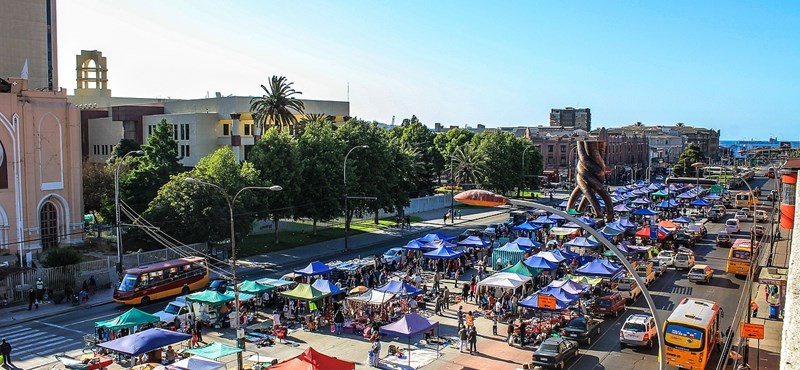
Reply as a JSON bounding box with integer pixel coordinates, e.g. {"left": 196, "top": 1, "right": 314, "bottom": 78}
{"left": 208, "top": 278, "right": 231, "bottom": 293}
{"left": 707, "top": 209, "right": 723, "bottom": 222}
{"left": 561, "top": 316, "right": 602, "bottom": 345}
{"left": 592, "top": 292, "right": 626, "bottom": 317}
{"left": 715, "top": 232, "right": 732, "bottom": 248}
{"left": 458, "top": 229, "right": 483, "bottom": 241}
{"left": 532, "top": 337, "right": 579, "bottom": 369}
{"left": 673, "top": 231, "right": 695, "bottom": 248}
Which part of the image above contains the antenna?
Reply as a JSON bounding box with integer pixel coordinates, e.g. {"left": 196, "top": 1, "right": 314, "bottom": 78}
{"left": 347, "top": 81, "right": 350, "bottom": 102}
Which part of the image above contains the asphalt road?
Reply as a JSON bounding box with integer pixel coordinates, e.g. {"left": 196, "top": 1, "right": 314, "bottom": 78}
{"left": 566, "top": 174, "right": 776, "bottom": 370}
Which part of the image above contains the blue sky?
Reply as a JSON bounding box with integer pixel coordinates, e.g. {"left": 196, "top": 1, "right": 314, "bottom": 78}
{"left": 57, "top": 1, "right": 799, "bottom": 140}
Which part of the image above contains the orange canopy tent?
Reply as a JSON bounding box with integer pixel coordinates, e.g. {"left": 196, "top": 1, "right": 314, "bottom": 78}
{"left": 656, "top": 220, "right": 679, "bottom": 230}
{"left": 454, "top": 189, "right": 507, "bottom": 206}
{"left": 268, "top": 347, "right": 355, "bottom": 370}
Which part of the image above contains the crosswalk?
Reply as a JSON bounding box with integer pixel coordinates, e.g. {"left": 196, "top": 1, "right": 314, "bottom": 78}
{"left": 0, "top": 325, "right": 83, "bottom": 361}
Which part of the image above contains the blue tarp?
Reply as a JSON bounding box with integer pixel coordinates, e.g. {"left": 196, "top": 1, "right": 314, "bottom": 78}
{"left": 423, "top": 246, "right": 464, "bottom": 260}
{"left": 632, "top": 208, "right": 659, "bottom": 216}
{"left": 295, "top": 261, "right": 335, "bottom": 276}
{"left": 311, "top": 279, "right": 343, "bottom": 295}
{"left": 417, "top": 233, "right": 457, "bottom": 243}
{"left": 376, "top": 281, "right": 422, "bottom": 297}
{"left": 563, "top": 237, "right": 600, "bottom": 249}
{"left": 522, "top": 256, "right": 558, "bottom": 270}
{"left": 98, "top": 328, "right": 191, "bottom": 356}
{"left": 457, "top": 235, "right": 489, "bottom": 248}
{"left": 575, "top": 259, "right": 622, "bottom": 277}
{"left": 518, "top": 293, "right": 572, "bottom": 311}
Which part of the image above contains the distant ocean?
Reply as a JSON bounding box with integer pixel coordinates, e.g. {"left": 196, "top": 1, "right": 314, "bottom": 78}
{"left": 720, "top": 140, "right": 800, "bottom": 148}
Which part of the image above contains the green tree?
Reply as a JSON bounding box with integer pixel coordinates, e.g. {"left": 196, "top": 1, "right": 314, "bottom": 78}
{"left": 433, "top": 127, "right": 475, "bottom": 162}
{"left": 250, "top": 76, "right": 305, "bottom": 137}
{"left": 248, "top": 128, "right": 302, "bottom": 243}
{"left": 82, "top": 160, "right": 114, "bottom": 226}
{"left": 143, "top": 147, "right": 262, "bottom": 244}
{"left": 392, "top": 116, "right": 441, "bottom": 197}
{"left": 672, "top": 144, "right": 706, "bottom": 177}
{"left": 475, "top": 131, "right": 527, "bottom": 194}
{"left": 521, "top": 144, "right": 544, "bottom": 194}
{"left": 107, "top": 138, "right": 142, "bottom": 164}
{"left": 296, "top": 120, "right": 345, "bottom": 234}
{"left": 447, "top": 143, "right": 486, "bottom": 188}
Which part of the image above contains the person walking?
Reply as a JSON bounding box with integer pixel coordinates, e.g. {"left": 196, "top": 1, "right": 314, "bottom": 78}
{"left": 468, "top": 326, "right": 478, "bottom": 354}
{"left": 458, "top": 326, "right": 468, "bottom": 353}
{"left": 457, "top": 306, "right": 464, "bottom": 329}
{"left": 28, "top": 288, "right": 38, "bottom": 310}
{"left": 433, "top": 271, "right": 441, "bottom": 292}
{"left": 751, "top": 300, "right": 759, "bottom": 317}
{"left": 194, "top": 319, "right": 204, "bottom": 343}
{"left": 492, "top": 316, "right": 498, "bottom": 336}
{"left": 334, "top": 309, "right": 345, "bottom": 335}
{"left": 1, "top": 339, "right": 12, "bottom": 367}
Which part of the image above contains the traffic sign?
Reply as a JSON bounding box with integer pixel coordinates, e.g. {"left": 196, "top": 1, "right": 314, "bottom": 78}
{"left": 650, "top": 224, "right": 658, "bottom": 240}
{"left": 711, "top": 185, "right": 723, "bottom": 194}
{"left": 538, "top": 295, "right": 557, "bottom": 310}
{"left": 740, "top": 323, "right": 764, "bottom": 339}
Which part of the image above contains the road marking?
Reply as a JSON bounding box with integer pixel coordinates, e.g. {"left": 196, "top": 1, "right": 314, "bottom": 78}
{"left": 64, "top": 311, "right": 119, "bottom": 326}
{"left": 33, "top": 320, "right": 87, "bottom": 334}
{"left": 15, "top": 339, "right": 82, "bottom": 360}
{"left": 12, "top": 334, "right": 62, "bottom": 351}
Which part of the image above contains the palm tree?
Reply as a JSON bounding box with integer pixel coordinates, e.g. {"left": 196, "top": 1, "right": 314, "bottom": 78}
{"left": 447, "top": 143, "right": 486, "bottom": 188}
{"left": 297, "top": 113, "right": 330, "bottom": 137}
{"left": 250, "top": 76, "right": 305, "bottom": 138}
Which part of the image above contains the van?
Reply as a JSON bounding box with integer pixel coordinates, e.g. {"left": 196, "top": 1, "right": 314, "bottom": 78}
{"left": 592, "top": 292, "right": 626, "bottom": 317}
{"left": 673, "top": 251, "right": 696, "bottom": 270}
{"left": 153, "top": 296, "right": 218, "bottom": 326}
{"left": 725, "top": 219, "right": 740, "bottom": 234}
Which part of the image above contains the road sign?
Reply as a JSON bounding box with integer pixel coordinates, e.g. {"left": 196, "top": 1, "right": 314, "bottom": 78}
{"left": 740, "top": 323, "right": 764, "bottom": 339}
{"left": 711, "top": 185, "right": 723, "bottom": 194}
{"left": 538, "top": 295, "right": 557, "bottom": 310}
{"left": 650, "top": 225, "right": 658, "bottom": 240}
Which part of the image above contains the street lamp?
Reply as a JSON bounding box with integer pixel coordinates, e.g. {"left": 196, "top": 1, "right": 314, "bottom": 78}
{"left": 185, "top": 177, "right": 281, "bottom": 366}
{"left": 344, "top": 145, "right": 369, "bottom": 251}
{"left": 691, "top": 162, "right": 707, "bottom": 186}
{"left": 115, "top": 149, "right": 144, "bottom": 275}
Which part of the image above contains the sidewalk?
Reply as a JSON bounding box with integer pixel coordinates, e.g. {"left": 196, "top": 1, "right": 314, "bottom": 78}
{"left": 0, "top": 287, "right": 114, "bottom": 328}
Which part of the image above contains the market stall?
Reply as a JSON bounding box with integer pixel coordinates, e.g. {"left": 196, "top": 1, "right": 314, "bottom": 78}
{"left": 379, "top": 313, "right": 440, "bottom": 369}
{"left": 295, "top": 261, "right": 335, "bottom": 277}
{"left": 98, "top": 328, "right": 191, "bottom": 365}
{"left": 491, "top": 242, "right": 527, "bottom": 270}
{"left": 268, "top": 347, "right": 355, "bottom": 370}
{"left": 170, "top": 356, "right": 225, "bottom": 370}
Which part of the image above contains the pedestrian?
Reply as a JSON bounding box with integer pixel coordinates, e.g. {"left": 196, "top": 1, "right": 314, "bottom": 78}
{"left": 468, "top": 326, "right": 477, "bottom": 354}
{"left": 519, "top": 319, "right": 527, "bottom": 346}
{"left": 369, "top": 334, "right": 381, "bottom": 367}
{"left": 492, "top": 316, "right": 498, "bottom": 336}
{"left": 433, "top": 271, "right": 441, "bottom": 292}
{"left": 751, "top": 300, "right": 759, "bottom": 317}
{"left": 434, "top": 295, "right": 442, "bottom": 315}
{"left": 507, "top": 321, "right": 514, "bottom": 345}
{"left": 443, "top": 213, "right": 448, "bottom": 224}
{"left": 466, "top": 311, "right": 474, "bottom": 328}
{"left": 194, "top": 319, "right": 204, "bottom": 343}
{"left": 458, "top": 209, "right": 463, "bottom": 219}
{"left": 458, "top": 326, "right": 468, "bottom": 352}
{"left": 334, "top": 309, "right": 345, "bottom": 335}
{"left": 457, "top": 306, "right": 464, "bottom": 329}
{"left": 443, "top": 288, "right": 450, "bottom": 309}
{"left": 28, "top": 287, "right": 38, "bottom": 310}
{"left": 0, "top": 339, "right": 11, "bottom": 366}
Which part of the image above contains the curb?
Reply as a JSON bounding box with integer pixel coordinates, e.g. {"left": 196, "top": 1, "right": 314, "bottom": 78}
{"left": 0, "top": 298, "right": 116, "bottom": 329}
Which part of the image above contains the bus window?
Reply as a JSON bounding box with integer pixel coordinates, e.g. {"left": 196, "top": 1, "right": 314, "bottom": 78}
{"left": 732, "top": 250, "right": 750, "bottom": 260}
{"left": 665, "top": 323, "right": 704, "bottom": 350}
{"left": 118, "top": 274, "right": 138, "bottom": 292}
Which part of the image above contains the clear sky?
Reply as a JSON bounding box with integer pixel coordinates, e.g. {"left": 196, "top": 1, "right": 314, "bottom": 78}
{"left": 57, "top": 1, "right": 799, "bottom": 140}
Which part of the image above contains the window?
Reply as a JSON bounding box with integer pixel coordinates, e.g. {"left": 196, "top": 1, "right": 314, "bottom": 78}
{"left": 561, "top": 145, "right": 567, "bottom": 153}
{"left": 148, "top": 125, "right": 153, "bottom": 136}
{"left": 560, "top": 156, "right": 566, "bottom": 165}
{"left": 39, "top": 202, "right": 59, "bottom": 249}
{"left": 547, "top": 157, "right": 554, "bottom": 165}
{"left": 548, "top": 145, "right": 554, "bottom": 152}
{"left": 243, "top": 123, "right": 252, "bottom": 136}
{"left": 173, "top": 124, "right": 179, "bottom": 140}
{"left": 179, "top": 144, "right": 191, "bottom": 158}
{"left": 223, "top": 123, "right": 230, "bottom": 136}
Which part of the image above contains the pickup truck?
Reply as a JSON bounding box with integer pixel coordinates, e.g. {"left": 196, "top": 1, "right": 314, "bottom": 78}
{"left": 561, "top": 316, "right": 603, "bottom": 345}
{"left": 614, "top": 276, "right": 642, "bottom": 303}
{"left": 634, "top": 261, "right": 656, "bottom": 286}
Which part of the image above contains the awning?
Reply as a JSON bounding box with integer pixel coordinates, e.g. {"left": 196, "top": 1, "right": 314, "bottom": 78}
{"left": 96, "top": 308, "right": 160, "bottom": 330}
{"left": 279, "top": 283, "right": 330, "bottom": 302}
{"left": 98, "top": 328, "right": 190, "bottom": 356}
{"left": 477, "top": 272, "right": 530, "bottom": 289}
{"left": 185, "top": 342, "right": 243, "bottom": 360}
{"left": 186, "top": 290, "right": 234, "bottom": 306}
{"left": 269, "top": 347, "right": 355, "bottom": 370}
{"left": 171, "top": 356, "right": 225, "bottom": 370}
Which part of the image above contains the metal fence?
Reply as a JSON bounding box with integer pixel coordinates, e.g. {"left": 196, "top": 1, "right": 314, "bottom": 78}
{"left": 0, "top": 242, "right": 207, "bottom": 304}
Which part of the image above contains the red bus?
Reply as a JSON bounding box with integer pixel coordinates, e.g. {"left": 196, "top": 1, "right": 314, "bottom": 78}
{"left": 113, "top": 257, "right": 210, "bottom": 305}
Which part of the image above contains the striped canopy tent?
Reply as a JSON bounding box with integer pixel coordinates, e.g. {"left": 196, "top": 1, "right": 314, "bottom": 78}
{"left": 491, "top": 242, "right": 528, "bottom": 268}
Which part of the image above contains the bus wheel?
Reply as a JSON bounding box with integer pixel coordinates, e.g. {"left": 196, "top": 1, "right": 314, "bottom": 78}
{"left": 141, "top": 296, "right": 150, "bottom": 305}
{"left": 182, "top": 286, "right": 190, "bottom": 295}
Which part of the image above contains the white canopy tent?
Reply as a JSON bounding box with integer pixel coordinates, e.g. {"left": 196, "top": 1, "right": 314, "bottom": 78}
{"left": 477, "top": 272, "right": 531, "bottom": 290}
{"left": 171, "top": 357, "right": 225, "bottom": 370}
{"left": 346, "top": 289, "right": 397, "bottom": 305}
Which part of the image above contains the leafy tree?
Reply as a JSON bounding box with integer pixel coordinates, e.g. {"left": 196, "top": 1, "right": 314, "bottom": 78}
{"left": 296, "top": 120, "right": 345, "bottom": 234}
{"left": 250, "top": 76, "right": 305, "bottom": 137}
{"left": 475, "top": 131, "right": 527, "bottom": 194}
{"left": 433, "top": 127, "right": 475, "bottom": 162}
{"left": 107, "top": 138, "right": 142, "bottom": 164}
{"left": 447, "top": 143, "right": 486, "bottom": 188}
{"left": 248, "top": 128, "right": 302, "bottom": 243}
{"left": 82, "top": 160, "right": 114, "bottom": 226}
{"left": 297, "top": 113, "right": 328, "bottom": 138}
{"left": 119, "top": 119, "right": 183, "bottom": 217}
{"left": 143, "top": 147, "right": 262, "bottom": 244}
{"left": 392, "top": 116, "right": 441, "bottom": 197}
{"left": 672, "top": 144, "right": 706, "bottom": 177}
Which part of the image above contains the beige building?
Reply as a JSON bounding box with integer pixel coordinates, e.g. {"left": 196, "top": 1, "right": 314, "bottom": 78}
{"left": 0, "top": 0, "right": 58, "bottom": 91}
{"left": 0, "top": 77, "right": 84, "bottom": 260}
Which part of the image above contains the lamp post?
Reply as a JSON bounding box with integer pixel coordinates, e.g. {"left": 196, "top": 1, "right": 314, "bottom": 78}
{"left": 344, "top": 145, "right": 369, "bottom": 251}
{"left": 115, "top": 149, "right": 144, "bottom": 276}
{"left": 567, "top": 145, "right": 578, "bottom": 188}
{"left": 450, "top": 153, "right": 456, "bottom": 224}
{"left": 521, "top": 145, "right": 534, "bottom": 198}
{"left": 185, "top": 177, "right": 281, "bottom": 368}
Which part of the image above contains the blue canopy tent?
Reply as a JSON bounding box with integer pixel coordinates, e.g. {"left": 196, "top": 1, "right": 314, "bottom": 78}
{"left": 656, "top": 200, "right": 674, "bottom": 209}
{"left": 511, "top": 222, "right": 542, "bottom": 232}
{"left": 613, "top": 204, "right": 632, "bottom": 212}
{"left": 518, "top": 293, "right": 572, "bottom": 311}
{"left": 538, "top": 286, "right": 580, "bottom": 303}
{"left": 647, "top": 184, "right": 660, "bottom": 191}
{"left": 401, "top": 239, "right": 427, "bottom": 250}
{"left": 672, "top": 215, "right": 694, "bottom": 224}
{"left": 632, "top": 208, "right": 659, "bottom": 216}
{"left": 615, "top": 218, "right": 638, "bottom": 229}
{"left": 98, "top": 328, "right": 191, "bottom": 356}
{"left": 690, "top": 198, "right": 712, "bottom": 207}
{"left": 562, "top": 221, "right": 581, "bottom": 229}
{"left": 424, "top": 239, "right": 457, "bottom": 249}
{"left": 575, "top": 259, "right": 622, "bottom": 278}
{"left": 417, "top": 233, "right": 457, "bottom": 243}
{"left": 423, "top": 246, "right": 464, "bottom": 260}
{"left": 295, "top": 261, "right": 335, "bottom": 276}
{"left": 379, "top": 313, "right": 440, "bottom": 368}
{"left": 522, "top": 256, "right": 558, "bottom": 270}
{"left": 614, "top": 187, "right": 627, "bottom": 194}
{"left": 599, "top": 224, "right": 624, "bottom": 237}
{"left": 534, "top": 250, "right": 566, "bottom": 264}
{"left": 492, "top": 242, "right": 528, "bottom": 268}
{"left": 563, "top": 236, "right": 600, "bottom": 249}
{"left": 531, "top": 216, "right": 557, "bottom": 225}
{"left": 669, "top": 184, "right": 680, "bottom": 191}
{"left": 631, "top": 198, "right": 650, "bottom": 205}
{"left": 677, "top": 192, "right": 696, "bottom": 199}
{"left": 549, "top": 213, "right": 566, "bottom": 221}
{"left": 548, "top": 279, "right": 590, "bottom": 294}
{"left": 575, "top": 216, "right": 597, "bottom": 227}
{"left": 597, "top": 259, "right": 622, "bottom": 271}
{"left": 513, "top": 237, "right": 542, "bottom": 249}
{"left": 311, "top": 279, "right": 343, "bottom": 295}
{"left": 376, "top": 280, "right": 422, "bottom": 297}
{"left": 558, "top": 200, "right": 571, "bottom": 208}
{"left": 457, "top": 235, "right": 489, "bottom": 248}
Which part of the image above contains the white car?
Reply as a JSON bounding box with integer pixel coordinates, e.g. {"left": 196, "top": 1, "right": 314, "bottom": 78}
{"left": 734, "top": 211, "right": 748, "bottom": 222}
{"left": 725, "top": 219, "right": 741, "bottom": 234}
{"left": 673, "top": 251, "right": 696, "bottom": 271}
{"left": 382, "top": 247, "right": 406, "bottom": 267}
{"left": 154, "top": 296, "right": 196, "bottom": 326}
{"left": 656, "top": 250, "right": 675, "bottom": 267}
{"left": 620, "top": 314, "right": 658, "bottom": 348}
{"left": 755, "top": 210, "right": 768, "bottom": 222}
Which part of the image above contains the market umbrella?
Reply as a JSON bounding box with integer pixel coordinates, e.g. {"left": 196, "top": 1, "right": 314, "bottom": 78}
{"left": 279, "top": 283, "right": 330, "bottom": 301}
{"left": 547, "top": 278, "right": 591, "bottom": 294}
{"left": 655, "top": 200, "right": 674, "bottom": 209}
{"left": 634, "top": 227, "right": 668, "bottom": 240}
{"left": 186, "top": 290, "right": 235, "bottom": 306}
{"left": 312, "top": 279, "right": 343, "bottom": 295}
{"left": 185, "top": 342, "right": 243, "bottom": 360}
{"left": 562, "top": 221, "right": 581, "bottom": 229}
{"left": 657, "top": 220, "right": 679, "bottom": 230}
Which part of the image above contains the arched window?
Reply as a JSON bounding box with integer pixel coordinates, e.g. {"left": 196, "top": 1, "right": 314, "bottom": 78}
{"left": 40, "top": 202, "right": 59, "bottom": 249}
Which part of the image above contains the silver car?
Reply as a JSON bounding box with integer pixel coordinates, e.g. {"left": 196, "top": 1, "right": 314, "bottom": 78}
{"left": 620, "top": 314, "right": 658, "bottom": 348}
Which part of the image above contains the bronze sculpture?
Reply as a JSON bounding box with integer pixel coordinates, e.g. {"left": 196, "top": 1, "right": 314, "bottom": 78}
{"left": 567, "top": 139, "right": 615, "bottom": 222}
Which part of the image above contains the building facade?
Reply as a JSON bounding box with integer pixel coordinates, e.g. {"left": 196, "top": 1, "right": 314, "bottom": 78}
{"left": 606, "top": 123, "right": 720, "bottom": 161}
{"left": 0, "top": 0, "right": 58, "bottom": 91}
{"left": 550, "top": 107, "right": 591, "bottom": 131}
{"left": 0, "top": 77, "right": 84, "bottom": 260}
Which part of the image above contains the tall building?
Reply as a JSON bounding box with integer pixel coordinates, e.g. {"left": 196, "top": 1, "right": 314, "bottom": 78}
{"left": 0, "top": 0, "right": 58, "bottom": 91}
{"left": 550, "top": 107, "right": 591, "bottom": 131}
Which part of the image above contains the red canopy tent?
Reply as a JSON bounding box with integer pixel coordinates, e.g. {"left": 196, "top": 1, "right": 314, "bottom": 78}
{"left": 634, "top": 227, "right": 668, "bottom": 240}
{"left": 268, "top": 347, "right": 355, "bottom": 370}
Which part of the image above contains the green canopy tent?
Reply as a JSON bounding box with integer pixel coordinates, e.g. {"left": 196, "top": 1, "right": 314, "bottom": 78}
{"left": 237, "top": 280, "right": 274, "bottom": 294}
{"left": 278, "top": 283, "right": 330, "bottom": 302}
{"left": 96, "top": 308, "right": 160, "bottom": 331}
{"left": 567, "top": 208, "right": 583, "bottom": 215}
{"left": 500, "top": 260, "right": 542, "bottom": 278}
{"left": 186, "top": 290, "right": 235, "bottom": 306}
{"left": 185, "top": 342, "right": 243, "bottom": 360}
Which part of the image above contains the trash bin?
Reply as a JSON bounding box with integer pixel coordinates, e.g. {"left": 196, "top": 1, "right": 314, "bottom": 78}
{"left": 237, "top": 337, "right": 246, "bottom": 350}
{"left": 769, "top": 304, "right": 780, "bottom": 319}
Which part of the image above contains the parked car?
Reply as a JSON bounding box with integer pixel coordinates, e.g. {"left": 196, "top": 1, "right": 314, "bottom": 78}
{"left": 734, "top": 211, "right": 748, "bottom": 222}
{"left": 592, "top": 292, "right": 626, "bottom": 317}
{"left": 673, "top": 231, "right": 695, "bottom": 248}
{"left": 716, "top": 231, "right": 732, "bottom": 247}
{"left": 687, "top": 223, "right": 708, "bottom": 240}
{"left": 614, "top": 276, "right": 641, "bottom": 303}
{"left": 751, "top": 225, "right": 766, "bottom": 238}
{"left": 688, "top": 264, "right": 714, "bottom": 284}
{"left": 673, "top": 249, "right": 696, "bottom": 271}
{"left": 532, "top": 337, "right": 579, "bottom": 369}
{"left": 656, "top": 250, "right": 675, "bottom": 267}
{"left": 707, "top": 209, "right": 723, "bottom": 222}
{"left": 740, "top": 207, "right": 751, "bottom": 217}
{"left": 648, "top": 258, "right": 668, "bottom": 277}
{"left": 725, "top": 219, "right": 741, "bottom": 234}
{"left": 458, "top": 228, "right": 483, "bottom": 241}
{"left": 208, "top": 278, "right": 232, "bottom": 293}
{"left": 381, "top": 247, "right": 406, "bottom": 267}
{"left": 755, "top": 210, "right": 768, "bottom": 223}
{"left": 561, "top": 316, "right": 602, "bottom": 345}
{"left": 483, "top": 223, "right": 499, "bottom": 236}
{"left": 620, "top": 314, "right": 658, "bottom": 349}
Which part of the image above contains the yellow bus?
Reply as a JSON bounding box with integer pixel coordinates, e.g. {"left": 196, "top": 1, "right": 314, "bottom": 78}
{"left": 735, "top": 191, "right": 758, "bottom": 208}
{"left": 726, "top": 238, "right": 755, "bottom": 276}
{"left": 113, "top": 257, "right": 210, "bottom": 305}
{"left": 663, "top": 298, "right": 723, "bottom": 370}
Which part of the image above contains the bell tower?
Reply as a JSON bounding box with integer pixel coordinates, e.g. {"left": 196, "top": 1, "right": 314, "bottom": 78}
{"left": 74, "top": 50, "right": 110, "bottom": 97}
